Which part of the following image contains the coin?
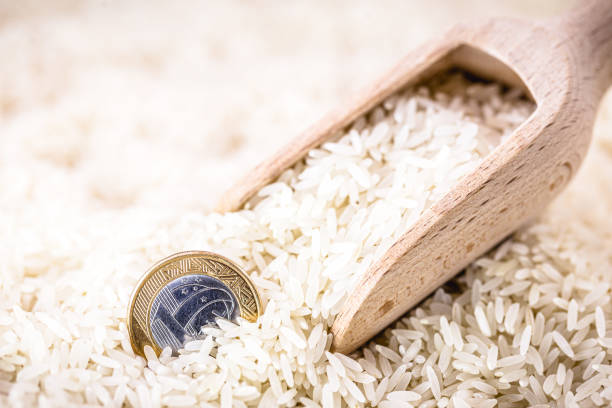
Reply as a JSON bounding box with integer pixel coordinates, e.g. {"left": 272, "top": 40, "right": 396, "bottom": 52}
{"left": 127, "top": 251, "right": 261, "bottom": 357}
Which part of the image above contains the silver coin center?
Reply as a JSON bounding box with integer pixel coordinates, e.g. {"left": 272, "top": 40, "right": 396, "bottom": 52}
{"left": 149, "top": 274, "right": 239, "bottom": 352}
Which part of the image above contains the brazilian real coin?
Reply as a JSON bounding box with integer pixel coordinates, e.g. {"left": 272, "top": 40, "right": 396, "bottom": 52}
{"left": 127, "top": 251, "right": 261, "bottom": 357}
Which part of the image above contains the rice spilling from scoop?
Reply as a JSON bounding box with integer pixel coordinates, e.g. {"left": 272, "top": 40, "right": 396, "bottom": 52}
{"left": 3, "top": 72, "right": 612, "bottom": 408}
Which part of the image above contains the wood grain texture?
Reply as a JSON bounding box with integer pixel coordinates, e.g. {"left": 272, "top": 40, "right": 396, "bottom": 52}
{"left": 217, "top": 0, "right": 612, "bottom": 353}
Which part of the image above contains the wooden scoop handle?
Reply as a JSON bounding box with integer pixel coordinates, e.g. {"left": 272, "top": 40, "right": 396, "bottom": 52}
{"left": 555, "top": 0, "right": 612, "bottom": 100}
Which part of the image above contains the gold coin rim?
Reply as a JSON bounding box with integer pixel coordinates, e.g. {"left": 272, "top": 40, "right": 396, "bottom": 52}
{"left": 127, "top": 250, "right": 261, "bottom": 357}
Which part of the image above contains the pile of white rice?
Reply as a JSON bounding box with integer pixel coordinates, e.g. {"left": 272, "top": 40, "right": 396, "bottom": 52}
{"left": 4, "top": 66, "right": 609, "bottom": 407}
{"left": 2, "top": 2, "right": 612, "bottom": 408}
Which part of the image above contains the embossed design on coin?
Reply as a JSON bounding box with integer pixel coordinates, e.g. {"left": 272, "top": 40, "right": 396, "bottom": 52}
{"left": 149, "top": 275, "right": 239, "bottom": 351}
{"left": 127, "top": 251, "right": 261, "bottom": 357}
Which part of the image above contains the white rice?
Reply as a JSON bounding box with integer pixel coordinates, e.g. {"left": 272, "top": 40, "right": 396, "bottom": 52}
{"left": 519, "top": 325, "right": 532, "bottom": 356}
{"left": 595, "top": 306, "right": 606, "bottom": 338}
{"left": 1, "top": 8, "right": 612, "bottom": 405}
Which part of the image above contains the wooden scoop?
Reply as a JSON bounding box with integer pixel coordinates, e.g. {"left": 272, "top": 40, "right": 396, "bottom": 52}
{"left": 217, "top": 0, "right": 612, "bottom": 353}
